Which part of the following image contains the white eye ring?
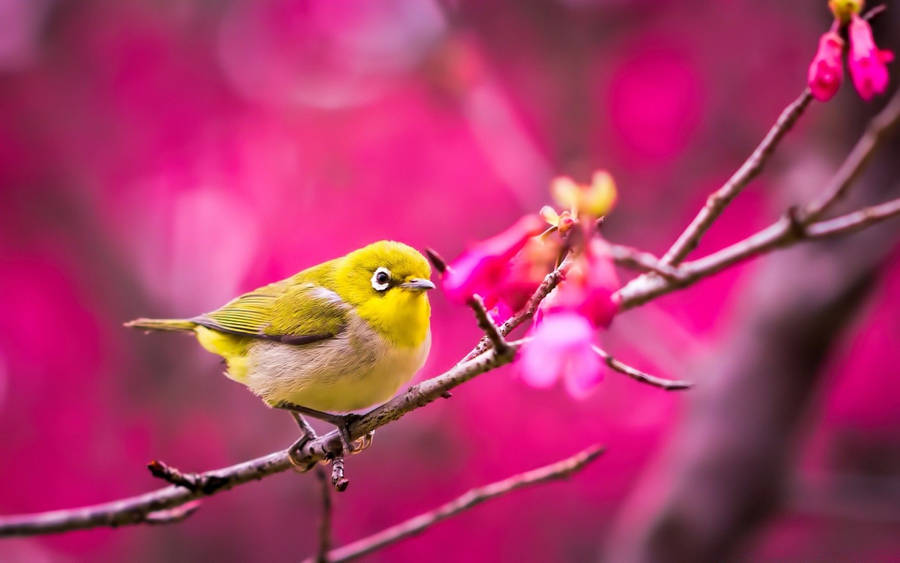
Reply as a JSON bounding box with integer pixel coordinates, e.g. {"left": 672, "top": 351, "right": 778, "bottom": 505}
{"left": 371, "top": 267, "right": 392, "bottom": 291}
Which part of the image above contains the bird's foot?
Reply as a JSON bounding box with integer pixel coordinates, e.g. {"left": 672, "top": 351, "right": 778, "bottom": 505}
{"left": 274, "top": 402, "right": 372, "bottom": 455}
{"left": 332, "top": 413, "right": 366, "bottom": 455}
{"left": 354, "top": 430, "right": 375, "bottom": 453}
{"left": 287, "top": 412, "right": 317, "bottom": 471}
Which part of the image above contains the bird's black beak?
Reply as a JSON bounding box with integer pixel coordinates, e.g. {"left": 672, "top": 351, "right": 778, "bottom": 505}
{"left": 400, "top": 278, "right": 436, "bottom": 291}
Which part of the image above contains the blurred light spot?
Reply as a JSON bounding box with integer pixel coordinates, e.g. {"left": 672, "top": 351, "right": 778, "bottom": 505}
{"left": 465, "top": 83, "right": 552, "bottom": 207}
{"left": 608, "top": 42, "right": 704, "bottom": 163}
{"left": 218, "top": 0, "right": 445, "bottom": 108}
{"left": 0, "top": 0, "right": 52, "bottom": 71}
{"left": 169, "top": 188, "right": 261, "bottom": 309}
{"left": 123, "top": 182, "right": 260, "bottom": 310}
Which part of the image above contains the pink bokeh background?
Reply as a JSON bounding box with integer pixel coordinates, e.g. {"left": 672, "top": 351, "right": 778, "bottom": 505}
{"left": 1, "top": 1, "right": 898, "bottom": 561}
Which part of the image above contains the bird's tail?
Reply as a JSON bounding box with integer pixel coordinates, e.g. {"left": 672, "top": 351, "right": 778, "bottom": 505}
{"left": 124, "top": 318, "right": 197, "bottom": 332}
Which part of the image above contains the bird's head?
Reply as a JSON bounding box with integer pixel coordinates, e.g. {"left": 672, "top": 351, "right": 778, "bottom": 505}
{"left": 334, "top": 241, "right": 434, "bottom": 346}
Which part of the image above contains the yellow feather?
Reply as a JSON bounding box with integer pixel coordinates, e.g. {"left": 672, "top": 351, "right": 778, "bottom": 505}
{"left": 194, "top": 326, "right": 251, "bottom": 382}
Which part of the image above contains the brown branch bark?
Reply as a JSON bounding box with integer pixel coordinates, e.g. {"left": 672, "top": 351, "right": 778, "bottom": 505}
{"left": 462, "top": 263, "right": 568, "bottom": 362}
{"left": 592, "top": 346, "right": 692, "bottom": 391}
{"left": 315, "top": 467, "right": 333, "bottom": 563}
{"left": 605, "top": 243, "right": 682, "bottom": 279}
{"left": 661, "top": 90, "right": 813, "bottom": 265}
{"left": 314, "top": 445, "right": 605, "bottom": 563}
{"left": 617, "top": 87, "right": 900, "bottom": 310}
{"left": 467, "top": 294, "right": 510, "bottom": 355}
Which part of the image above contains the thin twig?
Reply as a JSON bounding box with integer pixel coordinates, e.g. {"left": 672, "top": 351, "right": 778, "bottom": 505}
{"left": 619, "top": 88, "right": 900, "bottom": 309}
{"left": 661, "top": 90, "right": 814, "bottom": 265}
{"left": 315, "top": 445, "right": 605, "bottom": 563}
{"left": 315, "top": 467, "right": 333, "bottom": 563}
{"left": 0, "top": 450, "right": 292, "bottom": 536}
{"left": 805, "top": 197, "right": 900, "bottom": 238}
{"left": 463, "top": 261, "right": 568, "bottom": 362}
{"left": 864, "top": 4, "right": 888, "bottom": 22}
{"left": 147, "top": 460, "right": 201, "bottom": 491}
{"left": 592, "top": 346, "right": 693, "bottom": 391}
{"left": 617, "top": 198, "right": 900, "bottom": 309}
{"left": 803, "top": 91, "right": 900, "bottom": 222}
{"left": 467, "top": 295, "right": 510, "bottom": 354}
{"left": 605, "top": 243, "right": 683, "bottom": 279}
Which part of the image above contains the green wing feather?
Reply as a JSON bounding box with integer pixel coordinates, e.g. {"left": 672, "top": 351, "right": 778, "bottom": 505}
{"left": 193, "top": 261, "right": 347, "bottom": 344}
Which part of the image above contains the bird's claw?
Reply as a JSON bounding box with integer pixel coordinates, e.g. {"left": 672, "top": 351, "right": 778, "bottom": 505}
{"left": 351, "top": 430, "right": 375, "bottom": 453}
{"left": 287, "top": 434, "right": 316, "bottom": 472}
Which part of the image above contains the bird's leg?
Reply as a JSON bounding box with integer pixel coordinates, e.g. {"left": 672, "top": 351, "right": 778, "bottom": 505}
{"left": 275, "top": 401, "right": 370, "bottom": 454}
{"left": 287, "top": 412, "right": 317, "bottom": 470}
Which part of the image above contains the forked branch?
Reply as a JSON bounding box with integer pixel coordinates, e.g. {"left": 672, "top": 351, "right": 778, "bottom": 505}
{"left": 314, "top": 445, "right": 605, "bottom": 563}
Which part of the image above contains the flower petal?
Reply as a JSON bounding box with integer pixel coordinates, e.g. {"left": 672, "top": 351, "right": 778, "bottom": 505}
{"left": 807, "top": 31, "right": 844, "bottom": 102}
{"left": 848, "top": 15, "right": 892, "bottom": 101}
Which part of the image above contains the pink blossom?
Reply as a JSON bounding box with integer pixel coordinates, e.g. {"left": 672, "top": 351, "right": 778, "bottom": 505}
{"left": 848, "top": 15, "right": 893, "bottom": 101}
{"left": 442, "top": 214, "right": 545, "bottom": 304}
{"left": 519, "top": 312, "right": 603, "bottom": 398}
{"left": 540, "top": 240, "right": 620, "bottom": 329}
{"left": 486, "top": 236, "right": 560, "bottom": 322}
{"left": 807, "top": 31, "right": 845, "bottom": 102}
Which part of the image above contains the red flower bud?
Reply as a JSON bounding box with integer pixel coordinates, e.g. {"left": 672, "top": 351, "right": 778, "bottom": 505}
{"left": 808, "top": 31, "right": 845, "bottom": 102}
{"left": 848, "top": 15, "right": 893, "bottom": 101}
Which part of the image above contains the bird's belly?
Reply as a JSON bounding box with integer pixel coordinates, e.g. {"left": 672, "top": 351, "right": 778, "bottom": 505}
{"left": 244, "top": 323, "right": 430, "bottom": 413}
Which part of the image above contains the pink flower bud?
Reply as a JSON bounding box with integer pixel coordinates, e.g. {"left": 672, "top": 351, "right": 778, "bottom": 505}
{"left": 519, "top": 311, "right": 603, "bottom": 398}
{"left": 442, "top": 214, "right": 545, "bottom": 304}
{"left": 848, "top": 15, "right": 893, "bottom": 101}
{"left": 807, "top": 31, "right": 845, "bottom": 102}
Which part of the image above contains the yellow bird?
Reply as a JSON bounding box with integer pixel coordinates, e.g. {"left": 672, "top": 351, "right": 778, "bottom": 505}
{"left": 126, "top": 241, "right": 434, "bottom": 452}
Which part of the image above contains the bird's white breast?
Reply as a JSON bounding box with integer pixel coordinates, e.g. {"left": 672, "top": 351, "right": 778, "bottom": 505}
{"left": 244, "top": 311, "right": 430, "bottom": 412}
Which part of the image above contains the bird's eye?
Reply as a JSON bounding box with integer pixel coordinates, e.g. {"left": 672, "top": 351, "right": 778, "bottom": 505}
{"left": 371, "top": 267, "right": 391, "bottom": 291}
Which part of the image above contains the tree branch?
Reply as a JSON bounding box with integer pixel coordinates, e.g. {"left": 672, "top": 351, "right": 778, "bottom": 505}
{"left": 661, "top": 90, "right": 813, "bottom": 265}
{"left": 312, "top": 445, "right": 605, "bottom": 563}
{"left": 467, "top": 294, "right": 510, "bottom": 355}
{"left": 315, "top": 467, "right": 333, "bottom": 563}
{"left": 0, "top": 337, "right": 527, "bottom": 537}
{"left": 803, "top": 91, "right": 900, "bottom": 222}
{"left": 463, "top": 263, "right": 568, "bottom": 362}
{"left": 0, "top": 450, "right": 292, "bottom": 536}
{"left": 805, "top": 197, "right": 900, "bottom": 238}
{"left": 605, "top": 243, "right": 683, "bottom": 280}
{"left": 592, "top": 346, "right": 692, "bottom": 391}
{"left": 618, "top": 87, "right": 900, "bottom": 310}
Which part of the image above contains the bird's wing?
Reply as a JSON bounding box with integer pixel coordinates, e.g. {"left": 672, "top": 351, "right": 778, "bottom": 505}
{"left": 192, "top": 280, "right": 348, "bottom": 345}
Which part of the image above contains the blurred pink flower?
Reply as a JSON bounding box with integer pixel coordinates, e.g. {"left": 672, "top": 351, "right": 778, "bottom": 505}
{"left": 807, "top": 31, "right": 844, "bottom": 102}
{"left": 847, "top": 14, "right": 893, "bottom": 101}
{"left": 442, "top": 214, "right": 545, "bottom": 304}
{"left": 540, "top": 239, "right": 620, "bottom": 329}
{"left": 485, "top": 235, "right": 561, "bottom": 323}
{"left": 519, "top": 312, "right": 603, "bottom": 398}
